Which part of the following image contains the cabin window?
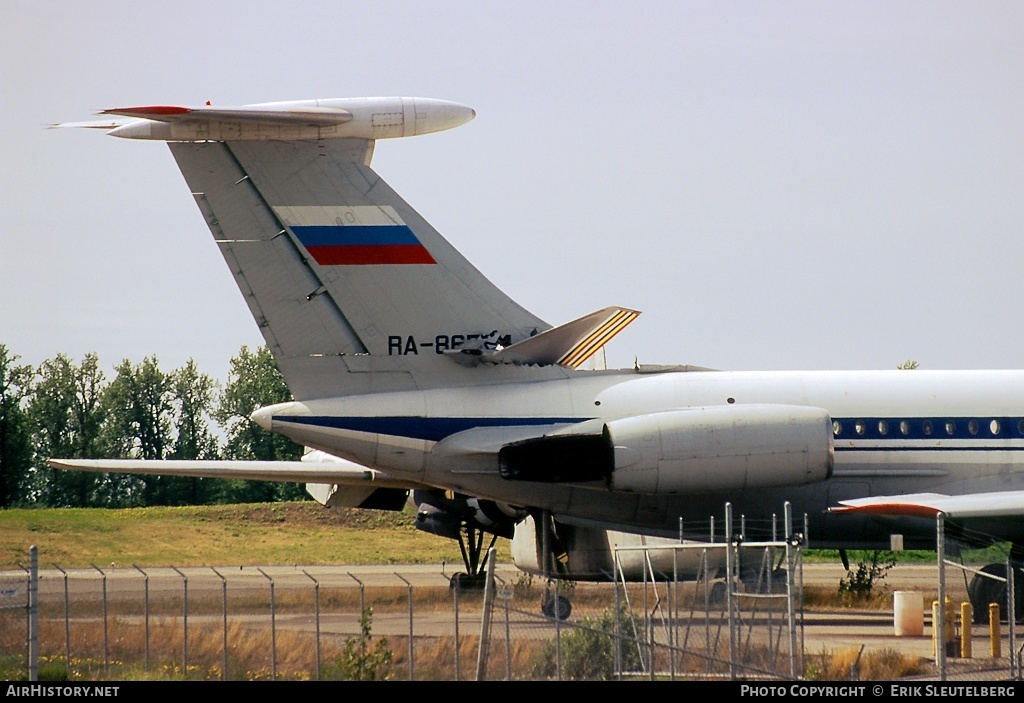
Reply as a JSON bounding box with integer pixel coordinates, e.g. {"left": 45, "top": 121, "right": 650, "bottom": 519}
{"left": 855, "top": 421, "right": 866, "bottom": 436}
{"left": 945, "top": 421, "right": 956, "bottom": 436}
{"left": 991, "top": 420, "right": 1001, "bottom": 435}
{"left": 1017, "top": 419, "right": 1024, "bottom": 435}
{"left": 922, "top": 420, "right": 933, "bottom": 435}
{"left": 832, "top": 420, "right": 842, "bottom": 436}
{"left": 968, "top": 419, "right": 979, "bottom": 436}
{"left": 878, "top": 420, "right": 889, "bottom": 435}
{"left": 900, "top": 420, "right": 910, "bottom": 435}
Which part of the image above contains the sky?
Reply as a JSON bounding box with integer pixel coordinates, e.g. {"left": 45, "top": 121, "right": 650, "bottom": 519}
{"left": 2, "top": 1, "right": 1023, "bottom": 385}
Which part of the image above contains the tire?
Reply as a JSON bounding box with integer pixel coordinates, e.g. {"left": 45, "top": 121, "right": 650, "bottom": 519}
{"left": 968, "top": 563, "right": 1024, "bottom": 624}
{"left": 449, "top": 572, "right": 485, "bottom": 591}
{"left": 709, "top": 581, "right": 727, "bottom": 605}
{"left": 541, "top": 595, "right": 572, "bottom": 620}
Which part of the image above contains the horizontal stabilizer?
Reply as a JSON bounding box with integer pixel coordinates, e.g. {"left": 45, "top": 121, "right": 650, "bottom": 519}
{"left": 831, "top": 491, "right": 1024, "bottom": 519}
{"left": 101, "top": 104, "right": 354, "bottom": 126}
{"left": 445, "top": 306, "right": 639, "bottom": 368}
{"left": 59, "top": 97, "right": 475, "bottom": 142}
{"left": 48, "top": 119, "right": 130, "bottom": 130}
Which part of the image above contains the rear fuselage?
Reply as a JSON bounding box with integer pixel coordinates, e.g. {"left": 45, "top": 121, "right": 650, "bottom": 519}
{"left": 260, "top": 367, "right": 1024, "bottom": 548}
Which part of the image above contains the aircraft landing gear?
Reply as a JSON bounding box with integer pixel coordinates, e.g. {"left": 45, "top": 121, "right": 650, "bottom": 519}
{"left": 537, "top": 511, "right": 572, "bottom": 620}
{"left": 447, "top": 521, "right": 498, "bottom": 591}
{"left": 541, "top": 583, "right": 572, "bottom": 620}
{"left": 740, "top": 566, "right": 788, "bottom": 594}
{"left": 967, "top": 562, "right": 1024, "bottom": 624}
{"left": 449, "top": 571, "right": 487, "bottom": 591}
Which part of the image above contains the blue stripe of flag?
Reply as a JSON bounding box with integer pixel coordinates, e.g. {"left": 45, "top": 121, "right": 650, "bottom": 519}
{"left": 291, "top": 224, "right": 421, "bottom": 247}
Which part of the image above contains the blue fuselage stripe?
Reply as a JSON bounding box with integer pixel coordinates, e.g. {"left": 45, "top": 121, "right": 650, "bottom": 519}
{"left": 275, "top": 415, "right": 1024, "bottom": 446}
{"left": 277, "top": 416, "right": 581, "bottom": 443}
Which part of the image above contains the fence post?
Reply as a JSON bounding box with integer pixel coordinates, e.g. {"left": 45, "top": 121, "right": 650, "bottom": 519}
{"left": 91, "top": 564, "right": 108, "bottom": 676}
{"left": 132, "top": 565, "right": 150, "bottom": 671}
{"left": 785, "top": 501, "right": 797, "bottom": 679}
{"left": 504, "top": 580, "right": 512, "bottom": 680}
{"left": 257, "top": 568, "right": 276, "bottom": 681}
{"left": 212, "top": 568, "right": 228, "bottom": 681}
{"left": 171, "top": 566, "right": 188, "bottom": 677}
{"left": 453, "top": 575, "right": 460, "bottom": 682}
{"left": 555, "top": 578, "right": 562, "bottom": 680}
{"left": 935, "top": 513, "right": 946, "bottom": 681}
{"left": 28, "top": 547, "right": 38, "bottom": 682}
{"left": 348, "top": 573, "right": 365, "bottom": 679}
{"left": 396, "top": 573, "right": 414, "bottom": 681}
{"left": 1008, "top": 553, "right": 1017, "bottom": 679}
{"left": 614, "top": 552, "right": 622, "bottom": 679}
{"left": 303, "top": 571, "right": 321, "bottom": 681}
{"left": 475, "top": 547, "right": 497, "bottom": 681}
{"left": 53, "top": 564, "right": 70, "bottom": 672}
{"left": 724, "top": 503, "right": 736, "bottom": 680}
{"left": 669, "top": 549, "right": 677, "bottom": 680}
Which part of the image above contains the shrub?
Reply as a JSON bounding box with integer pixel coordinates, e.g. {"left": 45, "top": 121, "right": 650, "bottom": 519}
{"left": 838, "top": 551, "right": 897, "bottom": 600}
{"left": 531, "top": 606, "right": 643, "bottom": 680}
{"left": 325, "top": 607, "right": 393, "bottom": 681}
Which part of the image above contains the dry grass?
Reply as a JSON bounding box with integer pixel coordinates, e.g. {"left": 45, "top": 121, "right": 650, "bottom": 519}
{"left": 2, "top": 592, "right": 937, "bottom": 682}
{"left": 1, "top": 603, "right": 555, "bottom": 681}
{"left": 805, "top": 646, "right": 925, "bottom": 680}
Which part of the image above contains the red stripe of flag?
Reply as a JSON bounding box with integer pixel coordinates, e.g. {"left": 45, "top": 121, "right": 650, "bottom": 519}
{"left": 306, "top": 244, "right": 437, "bottom": 265}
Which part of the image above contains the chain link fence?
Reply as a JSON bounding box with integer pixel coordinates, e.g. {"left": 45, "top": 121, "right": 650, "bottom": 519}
{"left": 1, "top": 539, "right": 804, "bottom": 681}
{"left": 4, "top": 520, "right": 1021, "bottom": 681}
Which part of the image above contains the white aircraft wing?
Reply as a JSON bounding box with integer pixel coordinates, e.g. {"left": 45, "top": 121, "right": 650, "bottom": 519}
{"left": 831, "top": 491, "right": 1024, "bottom": 519}
{"left": 47, "top": 454, "right": 433, "bottom": 510}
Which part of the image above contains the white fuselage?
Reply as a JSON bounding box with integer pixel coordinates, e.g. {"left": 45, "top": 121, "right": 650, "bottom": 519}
{"left": 258, "top": 368, "right": 1024, "bottom": 548}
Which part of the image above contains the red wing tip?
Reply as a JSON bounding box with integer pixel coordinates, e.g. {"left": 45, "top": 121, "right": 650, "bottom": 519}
{"left": 831, "top": 503, "right": 941, "bottom": 518}
{"left": 102, "top": 105, "right": 190, "bottom": 116}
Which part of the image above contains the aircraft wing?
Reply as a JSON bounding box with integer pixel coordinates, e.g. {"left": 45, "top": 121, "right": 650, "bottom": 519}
{"left": 47, "top": 453, "right": 433, "bottom": 510}
{"left": 830, "top": 491, "right": 1024, "bottom": 519}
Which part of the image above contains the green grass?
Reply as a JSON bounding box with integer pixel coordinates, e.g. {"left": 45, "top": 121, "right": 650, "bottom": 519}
{"left": 0, "top": 502, "right": 508, "bottom": 568}
{"left": 9, "top": 502, "right": 996, "bottom": 572}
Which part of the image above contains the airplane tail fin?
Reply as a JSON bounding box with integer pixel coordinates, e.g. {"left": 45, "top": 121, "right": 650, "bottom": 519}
{"left": 71, "top": 97, "right": 639, "bottom": 399}
{"left": 137, "top": 97, "right": 551, "bottom": 399}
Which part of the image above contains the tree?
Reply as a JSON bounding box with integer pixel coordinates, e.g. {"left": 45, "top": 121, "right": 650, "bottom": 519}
{"left": 28, "top": 353, "right": 108, "bottom": 506}
{"left": 0, "top": 345, "right": 34, "bottom": 507}
{"left": 171, "top": 359, "right": 220, "bottom": 461}
{"left": 214, "top": 346, "right": 304, "bottom": 502}
{"left": 103, "top": 356, "right": 174, "bottom": 460}
{"left": 100, "top": 356, "right": 176, "bottom": 505}
{"left": 168, "top": 359, "right": 221, "bottom": 503}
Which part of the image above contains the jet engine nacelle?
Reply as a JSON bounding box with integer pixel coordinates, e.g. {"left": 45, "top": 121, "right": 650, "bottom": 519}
{"left": 413, "top": 489, "right": 527, "bottom": 540}
{"left": 608, "top": 405, "right": 834, "bottom": 493}
{"left": 499, "top": 404, "right": 833, "bottom": 494}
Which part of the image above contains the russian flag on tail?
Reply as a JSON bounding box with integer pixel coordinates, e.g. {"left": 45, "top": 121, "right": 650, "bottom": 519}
{"left": 276, "top": 205, "right": 436, "bottom": 266}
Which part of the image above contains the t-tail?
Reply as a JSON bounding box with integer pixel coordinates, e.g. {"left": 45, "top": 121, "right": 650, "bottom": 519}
{"left": 59, "top": 97, "right": 638, "bottom": 399}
